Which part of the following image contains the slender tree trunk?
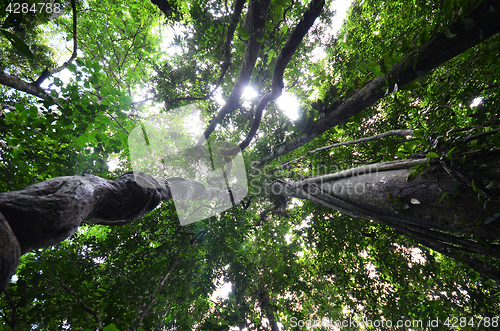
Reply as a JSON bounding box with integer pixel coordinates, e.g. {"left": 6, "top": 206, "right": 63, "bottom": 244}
{"left": 259, "top": 285, "right": 280, "bottom": 331}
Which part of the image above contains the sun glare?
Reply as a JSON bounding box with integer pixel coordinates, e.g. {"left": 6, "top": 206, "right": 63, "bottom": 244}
{"left": 277, "top": 93, "right": 299, "bottom": 120}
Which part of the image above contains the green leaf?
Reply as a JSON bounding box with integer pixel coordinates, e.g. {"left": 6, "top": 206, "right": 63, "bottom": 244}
{"left": 67, "top": 63, "right": 77, "bottom": 72}
{"left": 439, "top": 192, "right": 448, "bottom": 204}
{"left": 442, "top": 27, "right": 456, "bottom": 39}
{"left": 410, "top": 164, "right": 424, "bottom": 171}
{"left": 396, "top": 152, "right": 406, "bottom": 158}
{"left": 280, "top": 24, "right": 288, "bottom": 35}
{"left": 236, "top": 27, "right": 250, "bottom": 41}
{"left": 103, "top": 324, "right": 120, "bottom": 331}
{"left": 446, "top": 147, "right": 457, "bottom": 159}
{"left": 95, "top": 133, "right": 106, "bottom": 142}
{"left": 15, "top": 103, "right": 25, "bottom": 112}
{"left": 425, "top": 152, "right": 439, "bottom": 159}
{"left": 485, "top": 213, "right": 500, "bottom": 225}
{"left": 0, "top": 28, "right": 34, "bottom": 59}
{"left": 414, "top": 129, "right": 423, "bottom": 137}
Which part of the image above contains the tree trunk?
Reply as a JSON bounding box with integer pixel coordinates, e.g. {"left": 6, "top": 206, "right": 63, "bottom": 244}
{"left": 259, "top": 285, "right": 280, "bottom": 331}
{"left": 0, "top": 172, "right": 167, "bottom": 292}
{"left": 273, "top": 150, "right": 500, "bottom": 282}
{"left": 0, "top": 170, "right": 235, "bottom": 292}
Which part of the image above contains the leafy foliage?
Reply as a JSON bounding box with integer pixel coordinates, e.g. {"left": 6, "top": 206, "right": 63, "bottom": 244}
{"left": 1, "top": 0, "right": 500, "bottom": 330}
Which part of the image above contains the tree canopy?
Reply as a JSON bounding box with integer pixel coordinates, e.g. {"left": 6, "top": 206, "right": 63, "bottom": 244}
{"left": 1, "top": 0, "right": 500, "bottom": 330}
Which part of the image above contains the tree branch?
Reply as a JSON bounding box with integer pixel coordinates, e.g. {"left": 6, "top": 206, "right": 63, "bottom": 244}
{"left": 0, "top": 104, "right": 16, "bottom": 112}
{"left": 33, "top": 0, "right": 78, "bottom": 86}
{"left": 0, "top": 0, "right": 77, "bottom": 98}
{"left": 57, "top": 277, "right": 103, "bottom": 331}
{"left": 172, "top": 0, "right": 246, "bottom": 103}
{"left": 0, "top": 71, "right": 50, "bottom": 99}
{"left": 281, "top": 129, "right": 415, "bottom": 168}
{"left": 127, "top": 260, "right": 179, "bottom": 331}
{"left": 463, "top": 127, "right": 500, "bottom": 142}
{"left": 221, "top": 0, "right": 325, "bottom": 155}
{"left": 197, "top": 0, "right": 272, "bottom": 145}
{"left": 258, "top": 285, "right": 280, "bottom": 331}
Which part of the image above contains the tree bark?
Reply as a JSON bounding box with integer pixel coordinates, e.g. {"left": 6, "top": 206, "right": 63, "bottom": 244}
{"left": 272, "top": 151, "right": 500, "bottom": 282}
{"left": 0, "top": 170, "right": 234, "bottom": 292}
{"left": 259, "top": 285, "right": 280, "bottom": 331}
{"left": 0, "top": 213, "right": 20, "bottom": 293}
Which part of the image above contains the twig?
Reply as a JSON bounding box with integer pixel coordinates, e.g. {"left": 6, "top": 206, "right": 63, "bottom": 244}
{"left": 463, "top": 127, "right": 500, "bottom": 142}
{"left": 35, "top": 0, "right": 78, "bottom": 85}
{"left": 281, "top": 129, "right": 415, "bottom": 168}
{"left": 127, "top": 260, "right": 179, "bottom": 331}
{"left": 56, "top": 277, "right": 103, "bottom": 331}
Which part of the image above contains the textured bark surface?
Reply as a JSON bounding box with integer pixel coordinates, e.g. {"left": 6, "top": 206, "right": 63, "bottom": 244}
{"left": 279, "top": 155, "right": 500, "bottom": 237}
{"left": 273, "top": 152, "right": 500, "bottom": 282}
{"left": 0, "top": 172, "right": 167, "bottom": 255}
{"left": 0, "top": 213, "right": 20, "bottom": 293}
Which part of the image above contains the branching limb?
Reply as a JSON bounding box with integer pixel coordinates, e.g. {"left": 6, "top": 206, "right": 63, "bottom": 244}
{"left": 256, "top": 1, "right": 500, "bottom": 167}
{"left": 213, "top": 0, "right": 247, "bottom": 92}
{"left": 221, "top": 0, "right": 325, "bottom": 156}
{"left": 0, "top": 71, "right": 50, "bottom": 99}
{"left": 463, "top": 127, "right": 500, "bottom": 142}
{"left": 198, "top": 0, "right": 272, "bottom": 145}
{"left": 33, "top": 0, "right": 78, "bottom": 86}
{"left": 57, "top": 277, "right": 103, "bottom": 331}
{"left": 280, "top": 129, "right": 415, "bottom": 168}
{"left": 257, "top": 207, "right": 273, "bottom": 226}
{"left": 1, "top": 0, "right": 78, "bottom": 98}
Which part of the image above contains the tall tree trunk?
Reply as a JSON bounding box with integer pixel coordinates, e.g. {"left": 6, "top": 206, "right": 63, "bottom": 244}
{"left": 0, "top": 171, "right": 229, "bottom": 292}
{"left": 273, "top": 150, "right": 500, "bottom": 283}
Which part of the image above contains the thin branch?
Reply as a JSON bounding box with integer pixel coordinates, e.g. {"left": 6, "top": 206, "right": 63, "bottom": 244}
{"left": 0, "top": 71, "right": 50, "bottom": 99}
{"left": 127, "top": 260, "right": 179, "bottom": 331}
{"left": 172, "top": 0, "right": 247, "bottom": 103}
{"left": 57, "top": 277, "right": 103, "bottom": 331}
{"left": 463, "top": 127, "right": 500, "bottom": 142}
{"left": 0, "top": 104, "right": 16, "bottom": 112}
{"left": 281, "top": 129, "right": 415, "bottom": 168}
{"left": 291, "top": 158, "right": 429, "bottom": 187}
{"left": 36, "top": 0, "right": 78, "bottom": 84}
{"left": 1, "top": 0, "right": 77, "bottom": 96}
{"left": 213, "top": 0, "right": 247, "bottom": 93}
{"left": 103, "top": 108, "right": 129, "bottom": 135}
